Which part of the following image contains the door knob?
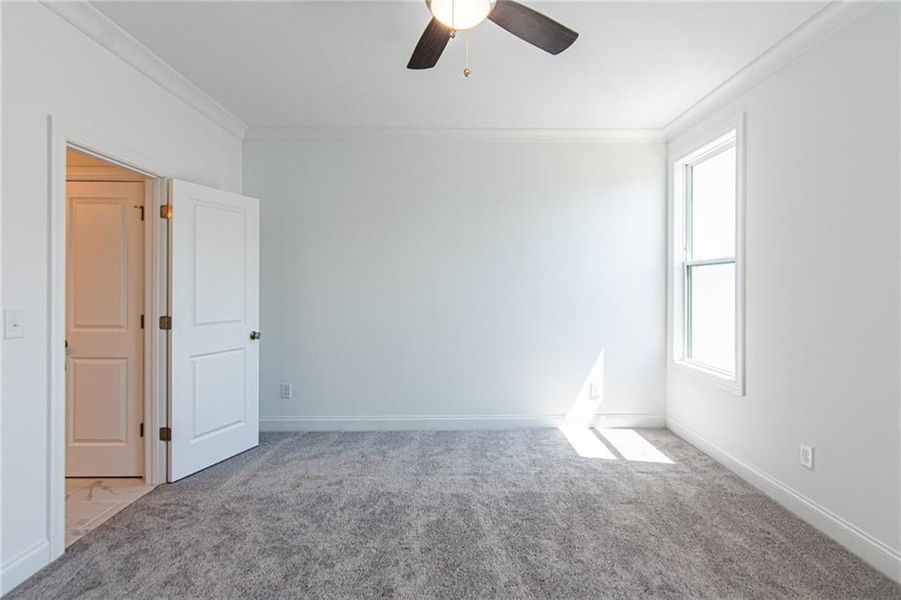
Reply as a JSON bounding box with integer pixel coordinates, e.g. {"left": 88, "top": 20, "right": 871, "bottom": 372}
{"left": 250, "top": 331, "right": 262, "bottom": 340}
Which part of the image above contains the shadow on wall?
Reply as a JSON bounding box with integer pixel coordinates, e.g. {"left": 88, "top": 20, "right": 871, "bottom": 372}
{"left": 558, "top": 349, "right": 673, "bottom": 463}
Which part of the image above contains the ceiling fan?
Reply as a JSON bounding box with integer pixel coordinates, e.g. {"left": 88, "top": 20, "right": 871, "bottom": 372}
{"left": 407, "top": 0, "right": 578, "bottom": 73}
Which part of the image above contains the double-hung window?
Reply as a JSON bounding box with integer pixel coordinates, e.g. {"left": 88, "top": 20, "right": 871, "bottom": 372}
{"left": 673, "top": 124, "right": 744, "bottom": 392}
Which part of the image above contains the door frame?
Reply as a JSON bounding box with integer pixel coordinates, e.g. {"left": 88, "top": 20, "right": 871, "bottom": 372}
{"left": 48, "top": 116, "right": 170, "bottom": 560}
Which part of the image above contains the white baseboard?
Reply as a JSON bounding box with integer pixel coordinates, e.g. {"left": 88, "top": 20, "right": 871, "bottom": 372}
{"left": 261, "top": 414, "right": 566, "bottom": 431}
{"left": 261, "top": 413, "right": 666, "bottom": 432}
{"left": 1, "top": 539, "right": 50, "bottom": 595}
{"left": 594, "top": 413, "right": 667, "bottom": 429}
{"left": 667, "top": 417, "right": 901, "bottom": 584}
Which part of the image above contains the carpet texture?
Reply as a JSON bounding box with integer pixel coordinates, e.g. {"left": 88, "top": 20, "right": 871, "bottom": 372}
{"left": 9, "top": 429, "right": 900, "bottom": 599}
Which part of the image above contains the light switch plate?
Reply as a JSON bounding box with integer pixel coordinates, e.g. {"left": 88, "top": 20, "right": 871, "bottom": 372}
{"left": 589, "top": 381, "right": 602, "bottom": 399}
{"left": 4, "top": 309, "right": 24, "bottom": 339}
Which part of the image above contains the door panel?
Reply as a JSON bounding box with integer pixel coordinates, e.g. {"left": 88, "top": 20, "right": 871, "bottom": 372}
{"left": 70, "top": 358, "right": 128, "bottom": 443}
{"left": 169, "top": 179, "right": 259, "bottom": 481}
{"left": 66, "top": 181, "right": 144, "bottom": 477}
{"left": 71, "top": 201, "right": 128, "bottom": 328}
{"left": 194, "top": 204, "right": 246, "bottom": 324}
{"left": 192, "top": 349, "right": 246, "bottom": 438}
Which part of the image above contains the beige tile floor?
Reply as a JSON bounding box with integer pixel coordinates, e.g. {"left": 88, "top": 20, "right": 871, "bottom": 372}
{"left": 65, "top": 478, "right": 156, "bottom": 547}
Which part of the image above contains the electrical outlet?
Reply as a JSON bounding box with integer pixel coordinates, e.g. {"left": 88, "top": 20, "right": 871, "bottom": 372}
{"left": 800, "top": 443, "right": 814, "bottom": 470}
{"left": 279, "top": 383, "right": 293, "bottom": 399}
{"left": 589, "top": 381, "right": 602, "bottom": 399}
{"left": 3, "top": 309, "right": 24, "bottom": 339}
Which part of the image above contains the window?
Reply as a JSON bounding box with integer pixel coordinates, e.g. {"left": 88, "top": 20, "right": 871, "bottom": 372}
{"left": 672, "top": 124, "right": 744, "bottom": 392}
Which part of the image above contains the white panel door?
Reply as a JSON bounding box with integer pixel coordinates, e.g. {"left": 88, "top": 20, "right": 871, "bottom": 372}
{"left": 168, "top": 179, "right": 260, "bottom": 481}
{"left": 66, "top": 181, "right": 144, "bottom": 477}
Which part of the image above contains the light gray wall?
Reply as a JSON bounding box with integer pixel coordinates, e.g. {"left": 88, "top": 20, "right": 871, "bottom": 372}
{"left": 1, "top": 3, "right": 242, "bottom": 591}
{"left": 667, "top": 3, "right": 900, "bottom": 568}
{"left": 245, "top": 139, "right": 666, "bottom": 428}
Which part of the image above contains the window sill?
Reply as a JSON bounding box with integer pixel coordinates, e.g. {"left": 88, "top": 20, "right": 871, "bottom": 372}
{"left": 674, "top": 359, "right": 744, "bottom": 396}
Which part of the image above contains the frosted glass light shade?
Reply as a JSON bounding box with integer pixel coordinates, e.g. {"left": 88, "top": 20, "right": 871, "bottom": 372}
{"left": 429, "top": 0, "right": 495, "bottom": 30}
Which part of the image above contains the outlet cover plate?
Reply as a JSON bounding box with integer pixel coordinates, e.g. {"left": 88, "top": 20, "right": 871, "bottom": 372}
{"left": 279, "top": 383, "right": 293, "bottom": 399}
{"left": 800, "top": 443, "right": 814, "bottom": 470}
{"left": 3, "top": 309, "right": 24, "bottom": 339}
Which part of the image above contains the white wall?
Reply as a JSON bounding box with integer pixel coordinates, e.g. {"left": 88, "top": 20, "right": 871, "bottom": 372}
{"left": 1, "top": 3, "right": 242, "bottom": 592}
{"left": 244, "top": 137, "right": 666, "bottom": 430}
{"left": 667, "top": 4, "right": 900, "bottom": 578}
{"left": 6, "top": 0, "right": 896, "bottom": 593}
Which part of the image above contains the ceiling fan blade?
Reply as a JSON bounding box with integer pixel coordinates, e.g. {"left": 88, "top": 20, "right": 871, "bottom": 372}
{"left": 407, "top": 18, "right": 452, "bottom": 69}
{"left": 488, "top": 0, "right": 578, "bottom": 55}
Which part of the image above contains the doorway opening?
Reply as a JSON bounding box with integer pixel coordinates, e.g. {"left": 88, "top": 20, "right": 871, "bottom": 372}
{"left": 49, "top": 117, "right": 258, "bottom": 561}
{"left": 63, "top": 149, "right": 157, "bottom": 546}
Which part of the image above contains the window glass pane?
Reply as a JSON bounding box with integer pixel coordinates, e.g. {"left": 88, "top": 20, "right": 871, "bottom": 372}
{"left": 688, "top": 262, "right": 735, "bottom": 374}
{"left": 690, "top": 146, "right": 735, "bottom": 260}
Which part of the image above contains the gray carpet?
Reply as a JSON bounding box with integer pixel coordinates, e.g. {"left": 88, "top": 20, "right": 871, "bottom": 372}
{"left": 9, "top": 429, "right": 900, "bottom": 599}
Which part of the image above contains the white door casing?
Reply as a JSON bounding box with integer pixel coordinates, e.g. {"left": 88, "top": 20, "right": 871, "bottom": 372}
{"left": 66, "top": 181, "right": 145, "bottom": 477}
{"left": 168, "top": 179, "right": 260, "bottom": 481}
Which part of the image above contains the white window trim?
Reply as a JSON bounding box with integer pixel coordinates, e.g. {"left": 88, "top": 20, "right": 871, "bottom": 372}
{"left": 668, "top": 113, "right": 746, "bottom": 396}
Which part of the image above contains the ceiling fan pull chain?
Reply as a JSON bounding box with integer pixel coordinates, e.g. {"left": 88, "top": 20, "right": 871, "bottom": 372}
{"left": 463, "top": 31, "right": 471, "bottom": 77}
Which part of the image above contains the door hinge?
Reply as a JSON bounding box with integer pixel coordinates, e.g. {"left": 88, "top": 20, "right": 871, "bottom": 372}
{"left": 140, "top": 314, "right": 145, "bottom": 329}
{"left": 159, "top": 426, "right": 172, "bottom": 442}
{"left": 160, "top": 204, "right": 173, "bottom": 220}
{"left": 140, "top": 422, "right": 144, "bottom": 437}
{"left": 134, "top": 205, "right": 145, "bottom": 220}
{"left": 159, "top": 315, "right": 172, "bottom": 330}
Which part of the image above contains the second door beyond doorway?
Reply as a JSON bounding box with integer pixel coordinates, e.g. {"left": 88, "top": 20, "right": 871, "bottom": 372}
{"left": 66, "top": 179, "right": 145, "bottom": 477}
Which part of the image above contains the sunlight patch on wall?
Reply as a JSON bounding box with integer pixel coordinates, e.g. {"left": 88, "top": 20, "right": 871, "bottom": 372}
{"left": 563, "top": 350, "right": 606, "bottom": 428}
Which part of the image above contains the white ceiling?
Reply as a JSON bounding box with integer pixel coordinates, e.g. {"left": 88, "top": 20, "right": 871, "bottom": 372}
{"left": 93, "top": 1, "right": 826, "bottom": 130}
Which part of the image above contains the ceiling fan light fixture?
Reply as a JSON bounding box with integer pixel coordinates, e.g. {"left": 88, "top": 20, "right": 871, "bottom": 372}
{"left": 428, "top": 0, "right": 496, "bottom": 31}
{"left": 408, "top": 0, "right": 578, "bottom": 70}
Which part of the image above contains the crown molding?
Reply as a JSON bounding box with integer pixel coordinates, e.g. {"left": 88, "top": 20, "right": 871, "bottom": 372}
{"left": 44, "top": 0, "right": 873, "bottom": 145}
{"left": 245, "top": 127, "right": 666, "bottom": 144}
{"left": 42, "top": 1, "right": 247, "bottom": 140}
{"left": 664, "top": 0, "right": 879, "bottom": 141}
